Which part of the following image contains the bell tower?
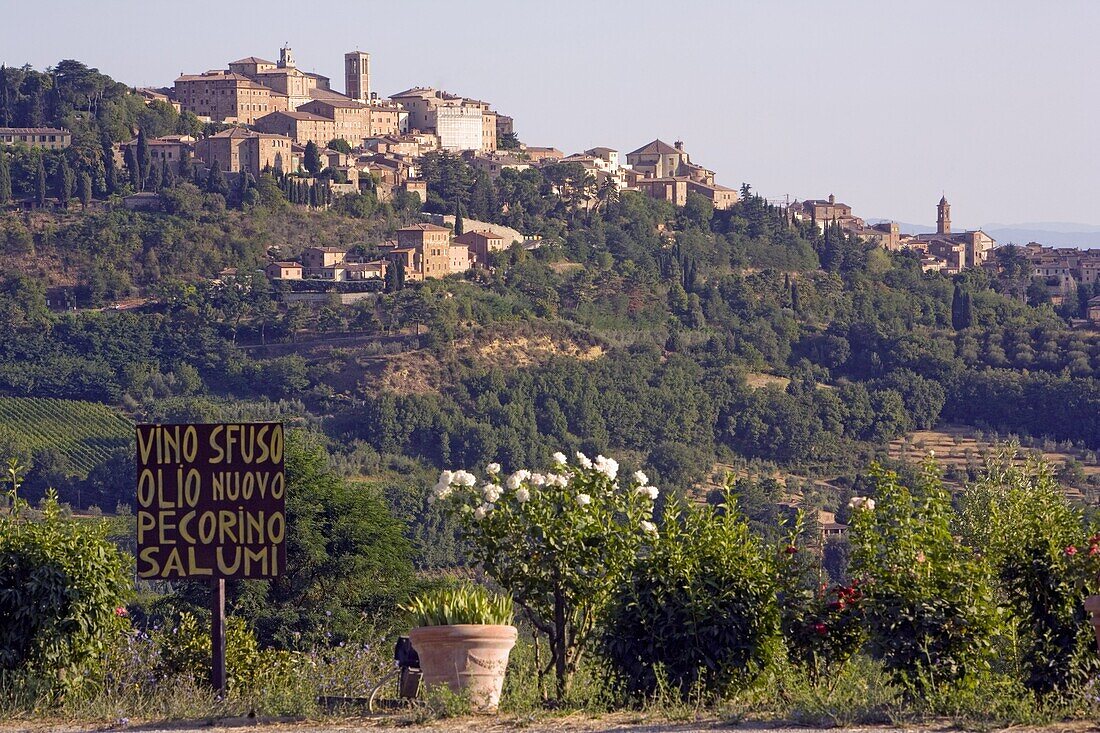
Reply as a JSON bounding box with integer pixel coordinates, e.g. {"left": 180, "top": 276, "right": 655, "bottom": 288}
{"left": 937, "top": 195, "right": 951, "bottom": 235}
{"left": 344, "top": 50, "right": 371, "bottom": 102}
{"left": 278, "top": 45, "right": 295, "bottom": 69}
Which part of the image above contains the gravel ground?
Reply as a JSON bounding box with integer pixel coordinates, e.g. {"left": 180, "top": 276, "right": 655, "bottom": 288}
{"left": 2, "top": 717, "right": 1097, "bottom": 733}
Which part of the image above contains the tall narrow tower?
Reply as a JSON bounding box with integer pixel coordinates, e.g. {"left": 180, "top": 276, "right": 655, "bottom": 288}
{"left": 937, "top": 195, "right": 951, "bottom": 235}
{"left": 345, "top": 51, "right": 371, "bottom": 102}
{"left": 279, "top": 45, "right": 296, "bottom": 69}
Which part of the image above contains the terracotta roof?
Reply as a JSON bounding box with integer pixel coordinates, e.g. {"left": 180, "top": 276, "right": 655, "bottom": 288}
{"left": 307, "top": 246, "right": 347, "bottom": 253}
{"left": 231, "top": 57, "right": 276, "bottom": 65}
{"left": 586, "top": 146, "right": 617, "bottom": 155}
{"left": 302, "top": 98, "right": 367, "bottom": 109}
{"left": 453, "top": 231, "right": 503, "bottom": 245}
{"left": 627, "top": 139, "right": 681, "bottom": 156}
{"left": 399, "top": 223, "right": 450, "bottom": 232}
{"left": 0, "top": 127, "right": 70, "bottom": 134}
{"left": 259, "top": 110, "right": 331, "bottom": 121}
{"left": 270, "top": 261, "right": 302, "bottom": 268}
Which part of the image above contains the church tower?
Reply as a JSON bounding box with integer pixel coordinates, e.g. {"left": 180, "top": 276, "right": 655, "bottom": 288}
{"left": 344, "top": 50, "right": 371, "bottom": 102}
{"left": 937, "top": 195, "right": 951, "bottom": 235}
{"left": 278, "top": 45, "right": 296, "bottom": 69}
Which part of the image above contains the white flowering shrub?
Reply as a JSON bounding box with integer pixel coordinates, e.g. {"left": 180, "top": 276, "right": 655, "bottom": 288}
{"left": 431, "top": 452, "right": 657, "bottom": 698}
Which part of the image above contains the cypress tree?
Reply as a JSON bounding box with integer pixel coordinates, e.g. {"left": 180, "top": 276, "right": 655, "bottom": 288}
{"left": 79, "top": 172, "right": 92, "bottom": 209}
{"left": 103, "top": 145, "right": 117, "bottom": 195}
{"left": 136, "top": 128, "right": 150, "bottom": 190}
{"left": 161, "top": 159, "right": 175, "bottom": 189}
{"left": 147, "top": 159, "right": 161, "bottom": 193}
{"left": 56, "top": 156, "right": 74, "bottom": 206}
{"left": 123, "top": 145, "right": 140, "bottom": 189}
{"left": 790, "top": 279, "right": 801, "bottom": 314}
{"left": 178, "top": 149, "right": 192, "bottom": 180}
{"left": 454, "top": 201, "right": 465, "bottom": 236}
{"left": 207, "top": 160, "right": 229, "bottom": 197}
{"left": 35, "top": 154, "right": 46, "bottom": 207}
{"left": 951, "top": 283, "right": 964, "bottom": 331}
{"left": 0, "top": 150, "right": 11, "bottom": 204}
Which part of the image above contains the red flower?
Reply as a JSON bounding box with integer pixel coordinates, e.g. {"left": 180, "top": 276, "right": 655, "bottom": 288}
{"left": 114, "top": 607, "right": 128, "bottom": 617}
{"left": 1065, "top": 545, "right": 1078, "bottom": 556}
{"left": 1090, "top": 545, "right": 1099, "bottom": 556}
{"left": 813, "top": 622, "right": 827, "bottom": 635}
{"left": 784, "top": 546, "right": 798, "bottom": 555}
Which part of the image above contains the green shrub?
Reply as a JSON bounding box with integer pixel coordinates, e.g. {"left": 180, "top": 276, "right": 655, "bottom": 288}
{"left": 602, "top": 490, "right": 779, "bottom": 697}
{"left": 956, "top": 456, "right": 1100, "bottom": 694}
{"left": 402, "top": 584, "right": 514, "bottom": 626}
{"left": 849, "top": 464, "right": 999, "bottom": 693}
{"left": 0, "top": 479, "right": 130, "bottom": 692}
{"left": 151, "top": 611, "right": 262, "bottom": 692}
{"left": 776, "top": 530, "right": 866, "bottom": 680}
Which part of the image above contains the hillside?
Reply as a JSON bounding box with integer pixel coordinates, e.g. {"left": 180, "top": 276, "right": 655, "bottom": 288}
{"left": 0, "top": 397, "right": 132, "bottom": 474}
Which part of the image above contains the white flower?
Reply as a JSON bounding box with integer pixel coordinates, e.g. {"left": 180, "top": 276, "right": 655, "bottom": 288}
{"left": 515, "top": 487, "right": 531, "bottom": 503}
{"left": 451, "top": 470, "right": 476, "bottom": 487}
{"left": 576, "top": 452, "right": 593, "bottom": 469}
{"left": 506, "top": 470, "right": 530, "bottom": 490}
{"left": 432, "top": 481, "right": 453, "bottom": 499}
{"left": 928, "top": 450, "right": 935, "bottom": 458}
{"left": 575, "top": 493, "right": 592, "bottom": 507}
{"left": 594, "top": 455, "right": 619, "bottom": 480}
{"left": 531, "top": 473, "right": 547, "bottom": 487}
{"left": 866, "top": 498, "right": 876, "bottom": 511}
{"left": 547, "top": 473, "right": 568, "bottom": 487}
{"left": 438, "top": 469, "right": 454, "bottom": 485}
{"left": 482, "top": 484, "right": 502, "bottom": 503}
{"left": 640, "top": 520, "right": 657, "bottom": 535}
{"left": 634, "top": 470, "right": 649, "bottom": 486}
{"left": 552, "top": 451, "right": 568, "bottom": 465}
{"left": 473, "top": 504, "right": 490, "bottom": 520}
{"left": 636, "top": 485, "right": 659, "bottom": 501}
{"left": 486, "top": 462, "right": 502, "bottom": 475}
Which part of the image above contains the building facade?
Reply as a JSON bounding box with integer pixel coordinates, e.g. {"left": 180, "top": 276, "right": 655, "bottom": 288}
{"left": 0, "top": 127, "right": 72, "bottom": 150}
{"left": 344, "top": 51, "right": 371, "bottom": 102}
{"left": 194, "top": 128, "right": 296, "bottom": 178}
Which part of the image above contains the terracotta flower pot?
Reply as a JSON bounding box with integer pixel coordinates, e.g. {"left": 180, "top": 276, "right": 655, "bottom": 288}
{"left": 1085, "top": 595, "right": 1100, "bottom": 653}
{"left": 408, "top": 624, "right": 517, "bottom": 711}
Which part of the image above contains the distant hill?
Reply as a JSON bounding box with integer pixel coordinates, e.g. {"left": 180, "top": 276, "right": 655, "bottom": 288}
{"left": 868, "top": 219, "right": 1100, "bottom": 248}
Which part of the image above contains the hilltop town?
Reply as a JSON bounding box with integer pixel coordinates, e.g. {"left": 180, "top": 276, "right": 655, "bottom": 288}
{"left": 2, "top": 45, "right": 1097, "bottom": 324}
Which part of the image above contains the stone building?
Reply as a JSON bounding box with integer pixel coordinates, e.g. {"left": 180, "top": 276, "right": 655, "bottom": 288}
{"left": 253, "top": 110, "right": 336, "bottom": 147}
{"left": 389, "top": 87, "right": 500, "bottom": 152}
{"left": 194, "top": 128, "right": 296, "bottom": 178}
{"left": 386, "top": 223, "right": 455, "bottom": 280}
{"left": 902, "top": 197, "right": 996, "bottom": 270}
{"left": 173, "top": 72, "right": 286, "bottom": 124}
{"left": 0, "top": 127, "right": 72, "bottom": 150}
{"left": 344, "top": 51, "right": 371, "bottom": 102}
{"left": 453, "top": 230, "right": 507, "bottom": 267}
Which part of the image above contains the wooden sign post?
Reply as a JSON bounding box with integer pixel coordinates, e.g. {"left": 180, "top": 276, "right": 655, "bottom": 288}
{"left": 135, "top": 423, "right": 286, "bottom": 697}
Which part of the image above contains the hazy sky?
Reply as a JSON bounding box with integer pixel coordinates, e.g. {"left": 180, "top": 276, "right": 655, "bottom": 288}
{"left": 3, "top": 0, "right": 1098, "bottom": 227}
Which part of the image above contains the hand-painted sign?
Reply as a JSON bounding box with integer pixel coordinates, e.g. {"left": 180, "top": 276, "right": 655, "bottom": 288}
{"left": 135, "top": 423, "right": 285, "bottom": 580}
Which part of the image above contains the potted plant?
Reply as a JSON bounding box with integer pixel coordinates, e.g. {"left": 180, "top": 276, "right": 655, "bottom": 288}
{"left": 404, "top": 584, "right": 517, "bottom": 712}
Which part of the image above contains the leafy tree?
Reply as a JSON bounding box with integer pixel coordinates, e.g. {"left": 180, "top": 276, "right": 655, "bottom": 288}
{"left": 326, "top": 138, "right": 351, "bottom": 154}
{"left": 230, "top": 432, "right": 415, "bottom": 647}
{"left": 0, "top": 472, "right": 130, "bottom": 690}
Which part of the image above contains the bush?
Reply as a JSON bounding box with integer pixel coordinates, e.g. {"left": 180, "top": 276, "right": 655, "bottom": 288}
{"left": 848, "top": 464, "right": 998, "bottom": 693}
{"left": 432, "top": 453, "right": 655, "bottom": 699}
{"left": 602, "top": 490, "right": 779, "bottom": 697}
{"left": 776, "top": 532, "right": 865, "bottom": 680}
{"left": 0, "top": 481, "right": 130, "bottom": 691}
{"left": 956, "top": 456, "right": 1100, "bottom": 694}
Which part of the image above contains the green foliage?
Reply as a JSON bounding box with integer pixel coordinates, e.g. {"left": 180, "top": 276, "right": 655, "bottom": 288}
{"left": 432, "top": 455, "right": 655, "bottom": 698}
{"left": 956, "top": 455, "right": 1100, "bottom": 695}
{"left": 603, "top": 489, "right": 779, "bottom": 697}
{"left": 150, "top": 611, "right": 262, "bottom": 692}
{"left": 775, "top": 518, "right": 866, "bottom": 680}
{"left": 0, "top": 397, "right": 132, "bottom": 475}
{"left": 230, "top": 431, "right": 415, "bottom": 648}
{"left": 403, "top": 583, "right": 514, "bottom": 626}
{"left": 0, "top": 481, "right": 130, "bottom": 690}
{"left": 848, "top": 464, "right": 1000, "bottom": 693}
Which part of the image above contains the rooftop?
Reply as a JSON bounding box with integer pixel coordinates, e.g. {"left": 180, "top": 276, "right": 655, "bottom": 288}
{"left": 627, "top": 139, "right": 682, "bottom": 157}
